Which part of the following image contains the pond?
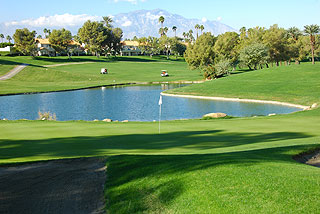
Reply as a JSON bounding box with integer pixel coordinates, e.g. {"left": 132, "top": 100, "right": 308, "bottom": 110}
{"left": 0, "top": 84, "right": 302, "bottom": 121}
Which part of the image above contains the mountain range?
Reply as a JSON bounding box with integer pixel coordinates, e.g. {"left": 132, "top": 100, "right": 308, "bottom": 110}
{"left": 0, "top": 9, "right": 236, "bottom": 40}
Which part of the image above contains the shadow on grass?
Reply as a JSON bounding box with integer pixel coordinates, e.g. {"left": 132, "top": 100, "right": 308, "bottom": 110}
{"left": 0, "top": 129, "right": 316, "bottom": 213}
{"left": 0, "top": 129, "right": 313, "bottom": 161}
{"left": 0, "top": 59, "right": 42, "bottom": 68}
{"left": 105, "top": 143, "right": 319, "bottom": 213}
{"left": 32, "top": 56, "right": 107, "bottom": 64}
{"left": 110, "top": 56, "right": 158, "bottom": 63}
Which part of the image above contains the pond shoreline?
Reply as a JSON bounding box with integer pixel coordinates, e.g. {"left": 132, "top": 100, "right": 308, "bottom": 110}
{"left": 161, "top": 92, "right": 310, "bottom": 110}
{"left": 0, "top": 80, "right": 204, "bottom": 97}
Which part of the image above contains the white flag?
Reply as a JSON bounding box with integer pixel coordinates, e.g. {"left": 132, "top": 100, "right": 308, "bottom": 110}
{"left": 158, "top": 95, "right": 162, "bottom": 105}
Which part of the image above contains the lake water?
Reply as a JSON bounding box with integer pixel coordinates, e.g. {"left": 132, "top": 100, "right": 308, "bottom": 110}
{"left": 0, "top": 84, "right": 302, "bottom": 121}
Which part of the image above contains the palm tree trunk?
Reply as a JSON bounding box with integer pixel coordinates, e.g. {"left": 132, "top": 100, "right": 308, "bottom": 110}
{"left": 311, "top": 45, "right": 315, "bottom": 64}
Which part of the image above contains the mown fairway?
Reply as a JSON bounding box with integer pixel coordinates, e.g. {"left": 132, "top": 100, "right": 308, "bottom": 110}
{"left": 0, "top": 56, "right": 202, "bottom": 95}
{"left": 0, "top": 57, "right": 319, "bottom": 213}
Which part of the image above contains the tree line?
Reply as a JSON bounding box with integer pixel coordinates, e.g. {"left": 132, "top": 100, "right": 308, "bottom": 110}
{"left": 132, "top": 16, "right": 204, "bottom": 59}
{"left": 184, "top": 24, "right": 320, "bottom": 79}
{"left": 4, "top": 16, "right": 123, "bottom": 58}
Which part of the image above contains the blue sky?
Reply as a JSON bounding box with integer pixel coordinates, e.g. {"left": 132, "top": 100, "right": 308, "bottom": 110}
{"left": 1, "top": 0, "right": 319, "bottom": 30}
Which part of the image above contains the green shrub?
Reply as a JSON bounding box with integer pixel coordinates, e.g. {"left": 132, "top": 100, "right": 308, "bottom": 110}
{"left": 0, "top": 43, "right": 14, "bottom": 48}
{"left": 202, "top": 59, "right": 231, "bottom": 80}
{"left": 215, "top": 59, "right": 232, "bottom": 76}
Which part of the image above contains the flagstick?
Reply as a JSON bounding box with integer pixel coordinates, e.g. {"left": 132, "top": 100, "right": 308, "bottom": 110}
{"left": 159, "top": 102, "right": 162, "bottom": 134}
{"left": 158, "top": 95, "right": 162, "bottom": 134}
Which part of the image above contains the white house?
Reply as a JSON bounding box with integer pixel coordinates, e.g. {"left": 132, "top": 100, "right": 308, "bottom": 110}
{"left": 0, "top": 46, "right": 13, "bottom": 52}
{"left": 35, "top": 39, "right": 56, "bottom": 56}
{"left": 120, "top": 41, "right": 142, "bottom": 56}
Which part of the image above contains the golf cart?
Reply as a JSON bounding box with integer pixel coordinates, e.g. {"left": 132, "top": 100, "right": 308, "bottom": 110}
{"left": 161, "top": 70, "right": 169, "bottom": 77}
{"left": 101, "top": 68, "right": 108, "bottom": 74}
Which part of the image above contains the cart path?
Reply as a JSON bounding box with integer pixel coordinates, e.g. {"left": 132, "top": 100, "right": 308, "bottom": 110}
{"left": 44, "top": 61, "right": 95, "bottom": 67}
{"left": 0, "top": 158, "right": 107, "bottom": 214}
{"left": 0, "top": 64, "right": 28, "bottom": 81}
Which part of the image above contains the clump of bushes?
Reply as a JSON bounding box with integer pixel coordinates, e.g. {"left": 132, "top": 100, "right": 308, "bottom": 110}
{"left": 37, "top": 111, "right": 57, "bottom": 121}
{"left": 0, "top": 42, "right": 14, "bottom": 48}
{"left": 202, "top": 59, "right": 232, "bottom": 80}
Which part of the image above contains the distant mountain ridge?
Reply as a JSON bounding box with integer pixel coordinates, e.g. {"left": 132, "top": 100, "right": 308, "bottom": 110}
{"left": 113, "top": 9, "right": 236, "bottom": 38}
{"left": 0, "top": 9, "right": 236, "bottom": 40}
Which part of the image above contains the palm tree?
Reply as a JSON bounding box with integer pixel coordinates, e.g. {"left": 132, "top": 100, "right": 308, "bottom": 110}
{"left": 158, "top": 16, "right": 165, "bottom": 36}
{"left": 0, "top": 34, "right": 4, "bottom": 43}
{"left": 195, "top": 24, "right": 200, "bottom": 39}
{"left": 163, "top": 27, "right": 168, "bottom": 36}
{"left": 183, "top": 32, "right": 187, "bottom": 42}
{"left": 159, "top": 16, "right": 165, "bottom": 28}
{"left": 200, "top": 25, "right": 205, "bottom": 35}
{"left": 189, "top": 29, "right": 194, "bottom": 41}
{"left": 102, "top": 16, "right": 113, "bottom": 29}
{"left": 172, "top": 26, "right": 177, "bottom": 37}
{"left": 287, "top": 27, "right": 302, "bottom": 41}
{"left": 304, "top": 24, "right": 320, "bottom": 64}
{"left": 43, "top": 28, "right": 48, "bottom": 38}
{"left": 6, "top": 35, "right": 12, "bottom": 43}
{"left": 159, "top": 28, "right": 164, "bottom": 36}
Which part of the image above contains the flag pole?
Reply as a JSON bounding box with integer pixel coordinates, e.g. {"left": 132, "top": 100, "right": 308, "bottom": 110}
{"left": 158, "top": 95, "right": 162, "bottom": 134}
{"left": 159, "top": 103, "right": 161, "bottom": 134}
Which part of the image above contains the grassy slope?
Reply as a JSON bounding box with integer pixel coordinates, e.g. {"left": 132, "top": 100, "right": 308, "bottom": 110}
{"left": 0, "top": 59, "right": 320, "bottom": 213}
{"left": 0, "top": 64, "right": 16, "bottom": 76}
{"left": 0, "top": 56, "right": 202, "bottom": 94}
{"left": 168, "top": 64, "right": 320, "bottom": 106}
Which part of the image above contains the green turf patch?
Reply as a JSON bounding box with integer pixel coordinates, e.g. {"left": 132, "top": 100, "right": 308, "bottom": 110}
{"left": 1, "top": 57, "right": 320, "bottom": 213}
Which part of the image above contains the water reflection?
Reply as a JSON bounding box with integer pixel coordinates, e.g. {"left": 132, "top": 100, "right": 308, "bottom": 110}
{"left": 0, "top": 84, "right": 301, "bottom": 121}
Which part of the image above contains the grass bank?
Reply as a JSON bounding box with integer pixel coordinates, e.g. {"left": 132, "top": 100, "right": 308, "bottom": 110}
{"left": 167, "top": 63, "right": 320, "bottom": 106}
{"left": 0, "top": 56, "right": 202, "bottom": 95}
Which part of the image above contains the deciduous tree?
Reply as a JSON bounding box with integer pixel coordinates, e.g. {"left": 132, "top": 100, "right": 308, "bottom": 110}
{"left": 240, "top": 43, "right": 269, "bottom": 70}
{"left": 262, "top": 24, "right": 290, "bottom": 66}
{"left": 49, "top": 28, "right": 73, "bottom": 58}
{"left": 13, "top": 28, "right": 37, "bottom": 56}
{"left": 214, "top": 32, "right": 240, "bottom": 66}
{"left": 78, "top": 20, "right": 107, "bottom": 57}
{"left": 185, "top": 32, "right": 216, "bottom": 69}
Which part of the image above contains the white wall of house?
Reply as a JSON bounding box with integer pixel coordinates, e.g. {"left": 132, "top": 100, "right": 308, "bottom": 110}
{"left": 0, "top": 46, "right": 12, "bottom": 52}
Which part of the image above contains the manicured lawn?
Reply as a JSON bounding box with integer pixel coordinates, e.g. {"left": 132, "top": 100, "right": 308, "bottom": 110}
{"left": 0, "top": 111, "right": 319, "bottom": 213}
{"left": 0, "top": 57, "right": 319, "bottom": 213}
{"left": 0, "top": 64, "right": 16, "bottom": 76}
{"left": 0, "top": 56, "right": 202, "bottom": 95}
{"left": 168, "top": 63, "right": 320, "bottom": 106}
